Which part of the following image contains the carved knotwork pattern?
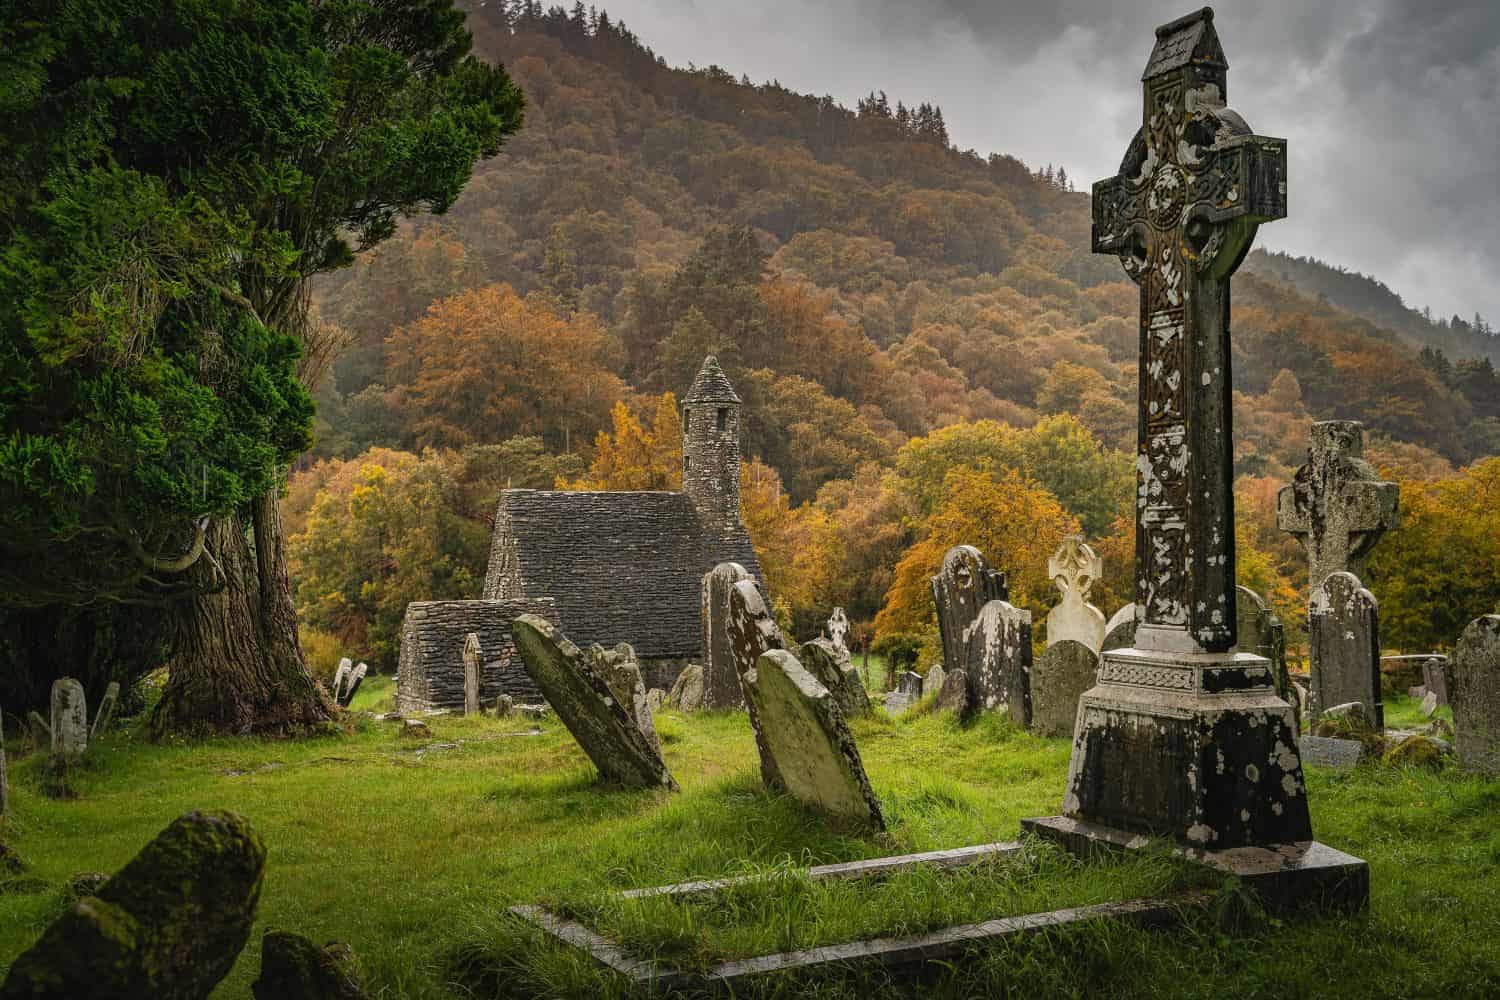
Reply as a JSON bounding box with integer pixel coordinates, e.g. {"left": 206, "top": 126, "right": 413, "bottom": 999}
{"left": 1097, "top": 660, "right": 1196, "bottom": 691}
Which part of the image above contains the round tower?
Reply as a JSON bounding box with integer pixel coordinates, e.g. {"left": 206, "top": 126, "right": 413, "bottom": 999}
{"left": 681, "top": 355, "right": 743, "bottom": 529}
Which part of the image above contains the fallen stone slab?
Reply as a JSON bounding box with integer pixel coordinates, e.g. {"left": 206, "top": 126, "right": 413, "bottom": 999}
{"left": 512, "top": 615, "right": 677, "bottom": 791}
{"left": 0, "top": 811, "right": 265, "bottom": 999}
{"left": 743, "top": 649, "right": 883, "bottom": 830}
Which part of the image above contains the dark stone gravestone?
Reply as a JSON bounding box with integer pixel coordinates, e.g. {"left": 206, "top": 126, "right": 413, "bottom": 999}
{"left": 1027, "top": 9, "right": 1334, "bottom": 876}
{"left": 967, "top": 600, "right": 1032, "bottom": 726}
{"left": 701, "top": 562, "right": 753, "bottom": 710}
{"left": 743, "top": 649, "right": 885, "bottom": 830}
{"left": 897, "top": 671, "right": 923, "bottom": 699}
{"left": 1422, "top": 657, "right": 1450, "bottom": 707}
{"left": 1030, "top": 640, "right": 1099, "bottom": 738}
{"left": 1101, "top": 603, "right": 1142, "bottom": 653}
{"left": 1309, "top": 572, "right": 1382, "bottom": 729}
{"left": 511, "top": 615, "right": 677, "bottom": 790}
{"left": 1277, "top": 420, "right": 1399, "bottom": 593}
{"left": 934, "top": 669, "right": 971, "bottom": 716}
{"left": 339, "top": 663, "right": 368, "bottom": 709}
{"left": 1452, "top": 615, "right": 1500, "bottom": 776}
{"left": 931, "top": 545, "right": 1007, "bottom": 673}
{"left": 49, "top": 678, "right": 87, "bottom": 757}
{"left": 726, "top": 579, "right": 788, "bottom": 791}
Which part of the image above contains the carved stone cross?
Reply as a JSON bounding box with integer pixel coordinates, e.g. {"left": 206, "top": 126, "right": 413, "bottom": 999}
{"left": 1047, "top": 535, "right": 1106, "bottom": 652}
{"left": 1093, "top": 6, "right": 1286, "bottom": 655}
{"left": 1277, "top": 420, "right": 1399, "bottom": 592}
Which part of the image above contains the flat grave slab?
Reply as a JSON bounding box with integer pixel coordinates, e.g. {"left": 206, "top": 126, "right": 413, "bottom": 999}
{"left": 1020, "top": 815, "right": 1368, "bottom": 915}
{"left": 1298, "top": 735, "right": 1365, "bottom": 771}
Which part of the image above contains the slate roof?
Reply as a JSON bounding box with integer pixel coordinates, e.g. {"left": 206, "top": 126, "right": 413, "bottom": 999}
{"left": 683, "top": 354, "right": 742, "bottom": 404}
{"left": 1143, "top": 7, "right": 1226, "bottom": 80}
{"left": 483, "top": 489, "right": 762, "bottom": 660}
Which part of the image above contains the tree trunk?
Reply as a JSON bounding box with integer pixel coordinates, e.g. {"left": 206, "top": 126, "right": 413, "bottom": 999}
{"left": 154, "top": 492, "right": 332, "bottom": 736}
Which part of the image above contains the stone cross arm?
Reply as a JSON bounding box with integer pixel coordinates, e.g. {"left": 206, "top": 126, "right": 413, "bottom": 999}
{"left": 1276, "top": 477, "right": 1400, "bottom": 536}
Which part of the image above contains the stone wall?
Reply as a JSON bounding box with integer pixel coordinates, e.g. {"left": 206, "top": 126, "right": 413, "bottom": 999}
{"left": 396, "top": 599, "right": 558, "bottom": 713}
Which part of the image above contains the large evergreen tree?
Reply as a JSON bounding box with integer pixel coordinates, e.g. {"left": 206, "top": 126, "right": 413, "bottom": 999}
{"left": 1, "top": 0, "right": 523, "bottom": 731}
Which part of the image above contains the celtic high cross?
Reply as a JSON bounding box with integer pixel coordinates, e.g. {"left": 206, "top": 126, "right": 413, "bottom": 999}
{"left": 1092, "top": 7, "right": 1286, "bottom": 655}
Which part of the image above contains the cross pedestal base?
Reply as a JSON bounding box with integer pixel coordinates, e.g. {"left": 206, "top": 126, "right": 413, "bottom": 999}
{"left": 1020, "top": 815, "right": 1369, "bottom": 915}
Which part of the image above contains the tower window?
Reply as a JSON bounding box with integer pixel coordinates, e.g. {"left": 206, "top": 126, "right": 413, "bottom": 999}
{"left": 717, "top": 407, "right": 728, "bottom": 432}
{"left": 683, "top": 408, "right": 691, "bottom": 430}
{"left": 684, "top": 455, "right": 691, "bottom": 472}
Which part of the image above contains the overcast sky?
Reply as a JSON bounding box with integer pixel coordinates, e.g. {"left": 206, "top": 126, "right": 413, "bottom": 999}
{"left": 596, "top": 0, "right": 1499, "bottom": 326}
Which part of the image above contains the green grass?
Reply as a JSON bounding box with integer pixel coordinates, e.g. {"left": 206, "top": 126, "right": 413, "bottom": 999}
{"left": 1, "top": 685, "right": 1497, "bottom": 998}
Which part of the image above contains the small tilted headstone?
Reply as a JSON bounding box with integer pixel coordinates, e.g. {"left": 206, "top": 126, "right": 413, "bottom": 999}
{"left": 1101, "top": 603, "right": 1142, "bottom": 653}
{"left": 586, "top": 642, "right": 661, "bottom": 756}
{"left": 701, "top": 562, "right": 753, "bottom": 710}
{"left": 925, "top": 663, "right": 947, "bottom": 701}
{"left": 494, "top": 693, "right": 515, "bottom": 718}
{"left": 743, "top": 649, "right": 885, "bottom": 830}
{"left": 0, "top": 811, "right": 265, "bottom": 998}
{"left": 91, "top": 682, "right": 121, "bottom": 741}
{"left": 332, "top": 658, "right": 353, "bottom": 705}
{"left": 49, "top": 678, "right": 87, "bottom": 757}
{"left": 511, "top": 615, "right": 677, "bottom": 790}
{"left": 462, "top": 633, "right": 483, "bottom": 717}
{"left": 339, "top": 663, "right": 368, "bottom": 709}
{"left": 1420, "top": 690, "right": 1439, "bottom": 718}
{"left": 799, "top": 639, "right": 871, "bottom": 718}
{"left": 1423, "top": 657, "right": 1450, "bottom": 706}
{"left": 666, "top": 663, "right": 706, "bottom": 711}
{"left": 1309, "top": 572, "right": 1382, "bottom": 728}
{"left": 727, "top": 579, "right": 788, "bottom": 791}
{"left": 1452, "top": 615, "right": 1500, "bottom": 776}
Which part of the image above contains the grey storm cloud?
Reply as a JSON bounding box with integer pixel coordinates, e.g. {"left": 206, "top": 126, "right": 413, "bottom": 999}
{"left": 596, "top": 0, "right": 1500, "bottom": 326}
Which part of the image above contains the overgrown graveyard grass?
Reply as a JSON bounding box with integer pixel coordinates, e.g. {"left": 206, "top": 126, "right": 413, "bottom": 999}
{"left": 1, "top": 684, "right": 1497, "bottom": 998}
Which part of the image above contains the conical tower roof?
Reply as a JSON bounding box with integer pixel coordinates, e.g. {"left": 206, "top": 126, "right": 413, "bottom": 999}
{"left": 683, "top": 355, "right": 741, "bottom": 404}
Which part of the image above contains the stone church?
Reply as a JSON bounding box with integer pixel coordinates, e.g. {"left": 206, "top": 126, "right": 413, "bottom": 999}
{"left": 480, "top": 355, "right": 763, "bottom": 690}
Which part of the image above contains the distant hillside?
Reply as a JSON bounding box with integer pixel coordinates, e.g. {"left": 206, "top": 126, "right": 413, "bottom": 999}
{"left": 310, "top": 2, "right": 1500, "bottom": 482}
{"left": 1245, "top": 250, "right": 1499, "bottom": 365}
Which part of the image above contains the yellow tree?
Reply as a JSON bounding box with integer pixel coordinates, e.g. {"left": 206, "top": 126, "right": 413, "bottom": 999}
{"left": 875, "top": 468, "right": 1079, "bottom": 641}
{"left": 562, "top": 393, "right": 684, "bottom": 491}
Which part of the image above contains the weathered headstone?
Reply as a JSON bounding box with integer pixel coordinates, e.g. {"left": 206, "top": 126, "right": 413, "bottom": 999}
{"left": 1452, "top": 615, "right": 1500, "bottom": 775}
{"left": 934, "top": 669, "right": 971, "bottom": 716}
{"left": 49, "top": 678, "right": 87, "bottom": 757}
{"left": 586, "top": 642, "right": 661, "bottom": 756}
{"left": 1277, "top": 420, "right": 1399, "bottom": 593}
{"left": 1030, "top": 640, "right": 1099, "bottom": 738}
{"left": 966, "top": 600, "right": 1032, "bottom": 726}
{"left": 727, "top": 579, "right": 788, "bottom": 791}
{"left": 925, "top": 663, "right": 947, "bottom": 702}
{"left": 897, "top": 671, "right": 923, "bottom": 700}
{"left": 332, "top": 658, "right": 353, "bottom": 705}
{"left": 743, "top": 649, "right": 885, "bottom": 830}
{"left": 462, "top": 633, "right": 483, "bottom": 716}
{"left": 666, "top": 663, "right": 706, "bottom": 711}
{"left": 339, "top": 663, "right": 368, "bottom": 709}
{"left": 1027, "top": 9, "right": 1316, "bottom": 854}
{"left": 0, "top": 810, "right": 265, "bottom": 999}
{"left": 646, "top": 689, "right": 666, "bottom": 715}
{"left": 931, "top": 545, "right": 1008, "bottom": 674}
{"left": 826, "top": 607, "right": 851, "bottom": 660}
{"left": 1046, "top": 536, "right": 1106, "bottom": 652}
{"left": 511, "top": 615, "right": 677, "bottom": 790}
{"left": 1298, "top": 736, "right": 1364, "bottom": 772}
{"left": 701, "top": 562, "right": 753, "bottom": 710}
{"left": 1422, "top": 657, "right": 1450, "bottom": 707}
{"left": 494, "top": 693, "right": 514, "bottom": 719}
{"left": 1420, "top": 690, "right": 1439, "bottom": 718}
{"left": 1101, "top": 603, "right": 1142, "bottom": 652}
{"left": 799, "top": 639, "right": 871, "bottom": 718}
{"left": 90, "top": 682, "right": 121, "bottom": 741}
{"left": 1236, "top": 585, "right": 1293, "bottom": 715}
{"left": 1309, "top": 572, "right": 1382, "bottom": 729}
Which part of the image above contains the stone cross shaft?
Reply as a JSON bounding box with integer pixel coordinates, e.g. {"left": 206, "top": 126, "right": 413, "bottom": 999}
{"left": 1277, "top": 421, "right": 1399, "bottom": 591}
{"left": 1092, "top": 6, "right": 1286, "bottom": 654}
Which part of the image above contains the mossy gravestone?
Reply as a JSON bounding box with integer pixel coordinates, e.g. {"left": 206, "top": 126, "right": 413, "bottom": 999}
{"left": 1309, "top": 572, "right": 1382, "bottom": 729}
{"left": 585, "top": 642, "right": 662, "bottom": 757}
{"left": 726, "top": 579, "right": 788, "bottom": 792}
{"left": 0, "top": 811, "right": 265, "bottom": 1000}
{"left": 1030, "top": 640, "right": 1099, "bottom": 738}
{"left": 511, "top": 616, "right": 677, "bottom": 791}
{"left": 1453, "top": 615, "right": 1500, "bottom": 776}
{"left": 799, "top": 639, "right": 871, "bottom": 718}
{"left": 252, "top": 930, "right": 368, "bottom": 1000}
{"left": 701, "top": 562, "right": 753, "bottom": 710}
{"left": 744, "top": 649, "right": 885, "bottom": 830}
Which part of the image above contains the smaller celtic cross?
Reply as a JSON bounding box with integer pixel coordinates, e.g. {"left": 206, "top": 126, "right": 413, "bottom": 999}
{"left": 1277, "top": 421, "right": 1399, "bottom": 591}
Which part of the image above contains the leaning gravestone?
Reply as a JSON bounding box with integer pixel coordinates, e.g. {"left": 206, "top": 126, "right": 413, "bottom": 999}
{"left": 931, "top": 545, "right": 1008, "bottom": 673}
{"left": 727, "top": 579, "right": 789, "bottom": 791}
{"left": 90, "top": 682, "right": 121, "bottom": 741}
{"left": 1030, "top": 640, "right": 1099, "bottom": 738}
{"left": 1277, "top": 420, "right": 1399, "bottom": 593}
{"left": 332, "top": 659, "right": 353, "bottom": 705}
{"left": 1046, "top": 536, "right": 1106, "bottom": 652}
{"left": 1309, "top": 572, "right": 1382, "bottom": 728}
{"left": 1298, "top": 735, "right": 1364, "bottom": 772}
{"left": 586, "top": 642, "right": 661, "bottom": 756}
{"left": 799, "top": 639, "right": 871, "bottom": 718}
{"left": 1101, "top": 603, "right": 1142, "bottom": 652}
{"left": 897, "top": 671, "right": 923, "bottom": 700}
{"left": 1452, "top": 615, "right": 1500, "bottom": 776}
{"left": 701, "top": 562, "right": 753, "bottom": 710}
{"left": 0, "top": 810, "right": 266, "bottom": 999}
{"left": 339, "top": 663, "right": 368, "bottom": 709}
{"left": 252, "top": 930, "right": 367, "bottom": 1000}
{"left": 744, "top": 649, "right": 885, "bottom": 830}
{"left": 463, "top": 633, "right": 483, "bottom": 716}
{"left": 925, "top": 663, "right": 947, "bottom": 702}
{"left": 49, "top": 678, "right": 87, "bottom": 757}
{"left": 511, "top": 615, "right": 677, "bottom": 790}
{"left": 666, "top": 663, "right": 706, "bottom": 711}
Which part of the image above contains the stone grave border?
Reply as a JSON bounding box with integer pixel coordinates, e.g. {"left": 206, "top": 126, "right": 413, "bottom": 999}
{"left": 509, "top": 841, "right": 1210, "bottom": 994}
